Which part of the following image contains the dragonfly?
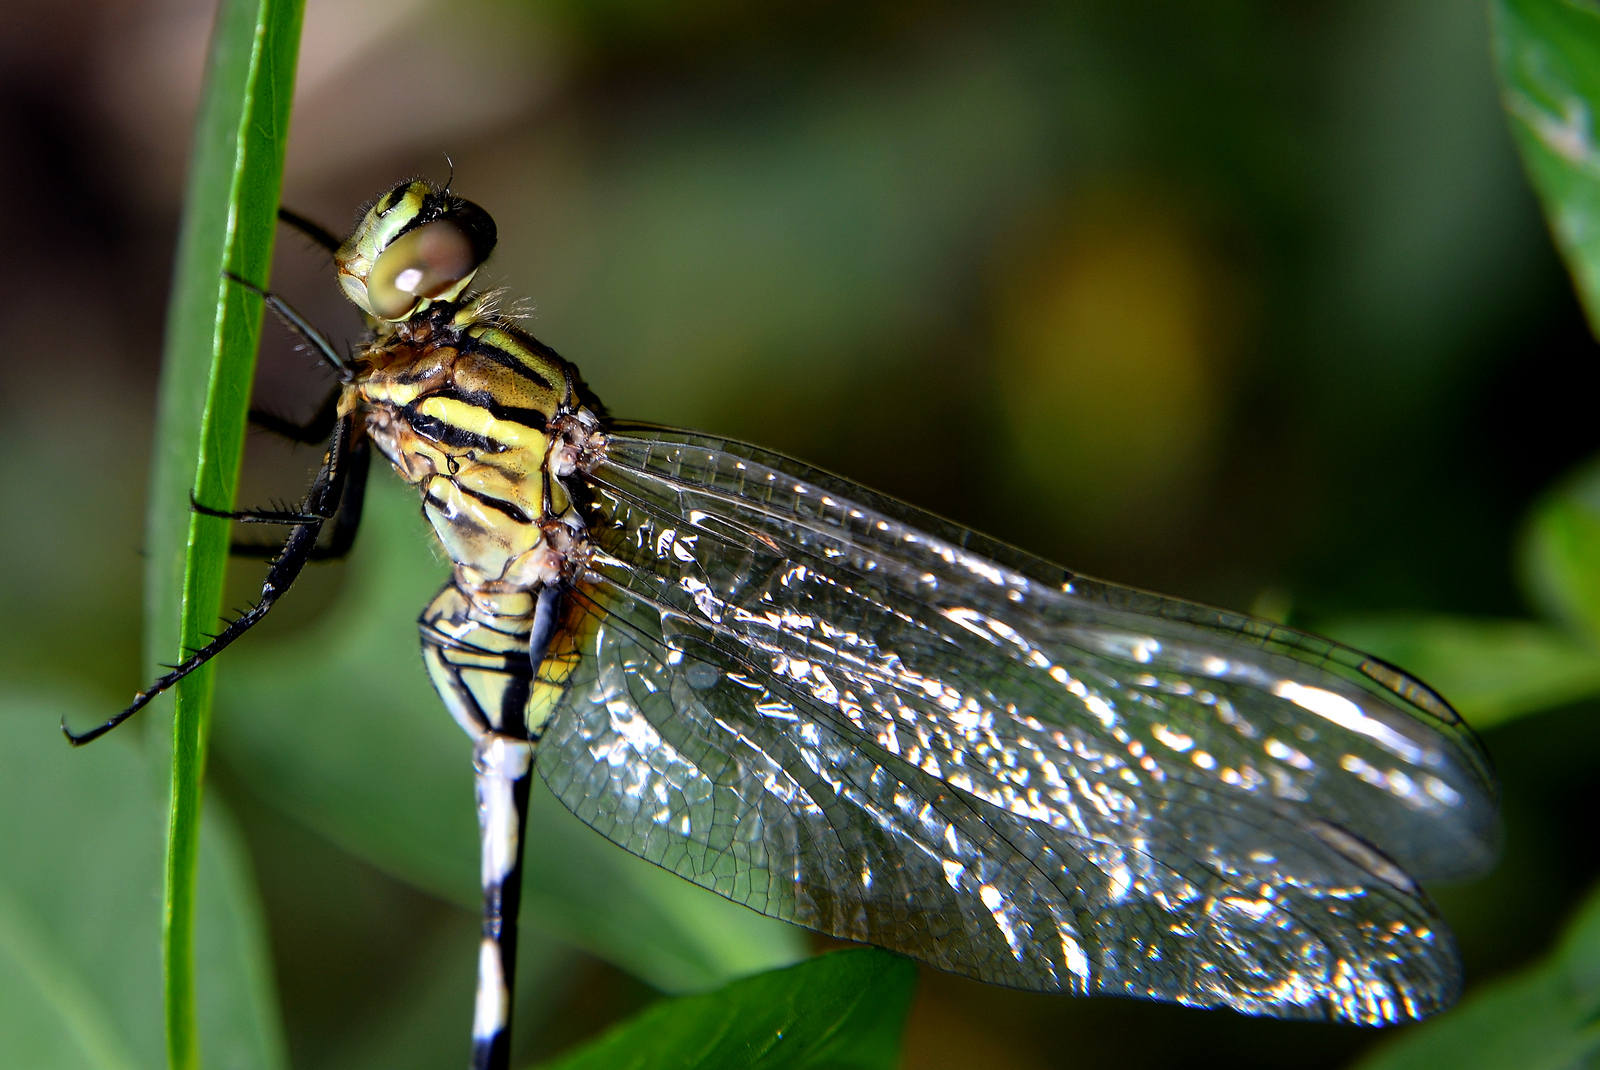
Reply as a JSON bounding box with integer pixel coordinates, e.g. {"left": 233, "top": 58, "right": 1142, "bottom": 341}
{"left": 70, "top": 180, "right": 1499, "bottom": 1069}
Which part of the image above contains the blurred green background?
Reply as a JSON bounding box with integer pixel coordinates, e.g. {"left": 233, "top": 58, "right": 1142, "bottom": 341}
{"left": 5, "top": 0, "right": 1600, "bottom": 1067}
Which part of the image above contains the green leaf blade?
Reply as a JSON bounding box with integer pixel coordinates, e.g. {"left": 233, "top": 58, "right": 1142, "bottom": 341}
{"left": 148, "top": 0, "right": 304, "bottom": 1067}
{"left": 1319, "top": 613, "right": 1600, "bottom": 729}
{"left": 537, "top": 948, "right": 918, "bottom": 1070}
{"left": 1494, "top": 0, "right": 1600, "bottom": 333}
{"left": 1519, "top": 450, "right": 1600, "bottom": 643}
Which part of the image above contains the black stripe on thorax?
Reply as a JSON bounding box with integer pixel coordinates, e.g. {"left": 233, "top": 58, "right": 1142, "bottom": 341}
{"left": 395, "top": 361, "right": 448, "bottom": 385}
{"left": 399, "top": 387, "right": 547, "bottom": 453}
{"left": 403, "top": 404, "right": 506, "bottom": 453}
{"left": 423, "top": 483, "right": 533, "bottom": 527}
{"left": 430, "top": 386, "right": 550, "bottom": 432}
{"left": 422, "top": 487, "right": 458, "bottom": 517}
{"left": 465, "top": 327, "right": 577, "bottom": 409}
{"left": 435, "top": 644, "right": 536, "bottom": 678}
{"left": 463, "top": 334, "right": 558, "bottom": 393}
{"left": 457, "top": 484, "right": 534, "bottom": 526}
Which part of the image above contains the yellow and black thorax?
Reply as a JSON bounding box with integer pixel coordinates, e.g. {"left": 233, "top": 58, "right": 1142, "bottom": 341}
{"left": 351, "top": 302, "right": 595, "bottom": 593}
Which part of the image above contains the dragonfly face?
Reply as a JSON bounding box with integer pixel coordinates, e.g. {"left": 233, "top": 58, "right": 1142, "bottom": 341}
{"left": 81, "top": 180, "right": 1501, "bottom": 1070}
{"left": 336, "top": 179, "right": 498, "bottom": 321}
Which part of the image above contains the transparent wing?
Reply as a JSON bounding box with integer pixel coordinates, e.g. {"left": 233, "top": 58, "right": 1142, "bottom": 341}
{"left": 536, "top": 424, "right": 1499, "bottom": 1024}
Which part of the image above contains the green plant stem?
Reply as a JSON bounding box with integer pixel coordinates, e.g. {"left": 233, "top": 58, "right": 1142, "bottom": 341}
{"left": 149, "top": 1, "right": 303, "bottom": 1067}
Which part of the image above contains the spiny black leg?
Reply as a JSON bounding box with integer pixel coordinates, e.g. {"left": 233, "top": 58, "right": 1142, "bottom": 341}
{"left": 279, "top": 206, "right": 342, "bottom": 254}
{"left": 229, "top": 538, "right": 365, "bottom": 561}
{"left": 225, "top": 272, "right": 349, "bottom": 378}
{"left": 228, "top": 437, "right": 370, "bottom": 560}
{"left": 314, "top": 436, "right": 370, "bottom": 560}
{"left": 193, "top": 496, "right": 326, "bottom": 525}
{"left": 65, "top": 414, "right": 356, "bottom": 746}
{"left": 251, "top": 386, "right": 341, "bottom": 444}
{"left": 227, "top": 541, "right": 288, "bottom": 560}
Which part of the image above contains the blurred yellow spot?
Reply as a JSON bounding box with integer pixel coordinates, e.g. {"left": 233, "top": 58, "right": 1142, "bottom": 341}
{"left": 994, "top": 194, "right": 1240, "bottom": 533}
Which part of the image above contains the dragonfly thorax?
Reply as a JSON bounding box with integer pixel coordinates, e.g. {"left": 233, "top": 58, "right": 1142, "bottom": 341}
{"left": 352, "top": 300, "right": 597, "bottom": 599}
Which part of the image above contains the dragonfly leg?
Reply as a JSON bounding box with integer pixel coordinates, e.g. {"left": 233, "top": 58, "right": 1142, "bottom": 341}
{"left": 309, "top": 436, "right": 370, "bottom": 560}
{"left": 64, "top": 414, "right": 357, "bottom": 746}
{"left": 278, "top": 206, "right": 342, "bottom": 254}
{"left": 225, "top": 272, "right": 349, "bottom": 378}
{"left": 250, "top": 386, "right": 341, "bottom": 444}
{"left": 470, "top": 733, "right": 534, "bottom": 1070}
{"left": 193, "top": 496, "right": 325, "bottom": 524}
{"left": 229, "top": 438, "right": 371, "bottom": 561}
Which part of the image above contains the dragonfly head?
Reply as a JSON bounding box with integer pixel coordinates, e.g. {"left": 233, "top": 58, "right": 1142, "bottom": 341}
{"left": 336, "top": 179, "right": 498, "bottom": 322}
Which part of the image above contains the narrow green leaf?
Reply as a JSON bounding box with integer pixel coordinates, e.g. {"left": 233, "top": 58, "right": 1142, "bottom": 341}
{"left": 0, "top": 690, "right": 285, "bottom": 1070}
{"left": 1519, "top": 450, "right": 1600, "bottom": 643}
{"left": 147, "top": 0, "right": 304, "bottom": 1066}
{"left": 1493, "top": 0, "right": 1600, "bottom": 334}
{"left": 214, "top": 475, "right": 806, "bottom": 993}
{"left": 536, "top": 948, "right": 918, "bottom": 1070}
{"left": 1319, "top": 613, "right": 1600, "bottom": 728}
{"left": 1355, "top": 879, "right": 1600, "bottom": 1070}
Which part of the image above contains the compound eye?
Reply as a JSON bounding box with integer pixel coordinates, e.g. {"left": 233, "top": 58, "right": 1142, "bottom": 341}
{"left": 366, "top": 218, "right": 479, "bottom": 319}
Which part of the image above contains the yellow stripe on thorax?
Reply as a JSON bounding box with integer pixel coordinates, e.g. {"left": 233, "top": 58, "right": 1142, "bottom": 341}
{"left": 414, "top": 396, "right": 548, "bottom": 452}
{"left": 361, "top": 380, "right": 426, "bottom": 408}
{"left": 467, "top": 326, "right": 568, "bottom": 400}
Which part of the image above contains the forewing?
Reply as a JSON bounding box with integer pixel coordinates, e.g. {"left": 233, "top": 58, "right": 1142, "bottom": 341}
{"left": 536, "top": 425, "right": 1499, "bottom": 1023}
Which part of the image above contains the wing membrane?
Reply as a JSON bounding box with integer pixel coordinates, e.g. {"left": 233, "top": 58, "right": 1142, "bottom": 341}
{"left": 537, "top": 424, "right": 1498, "bottom": 1023}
